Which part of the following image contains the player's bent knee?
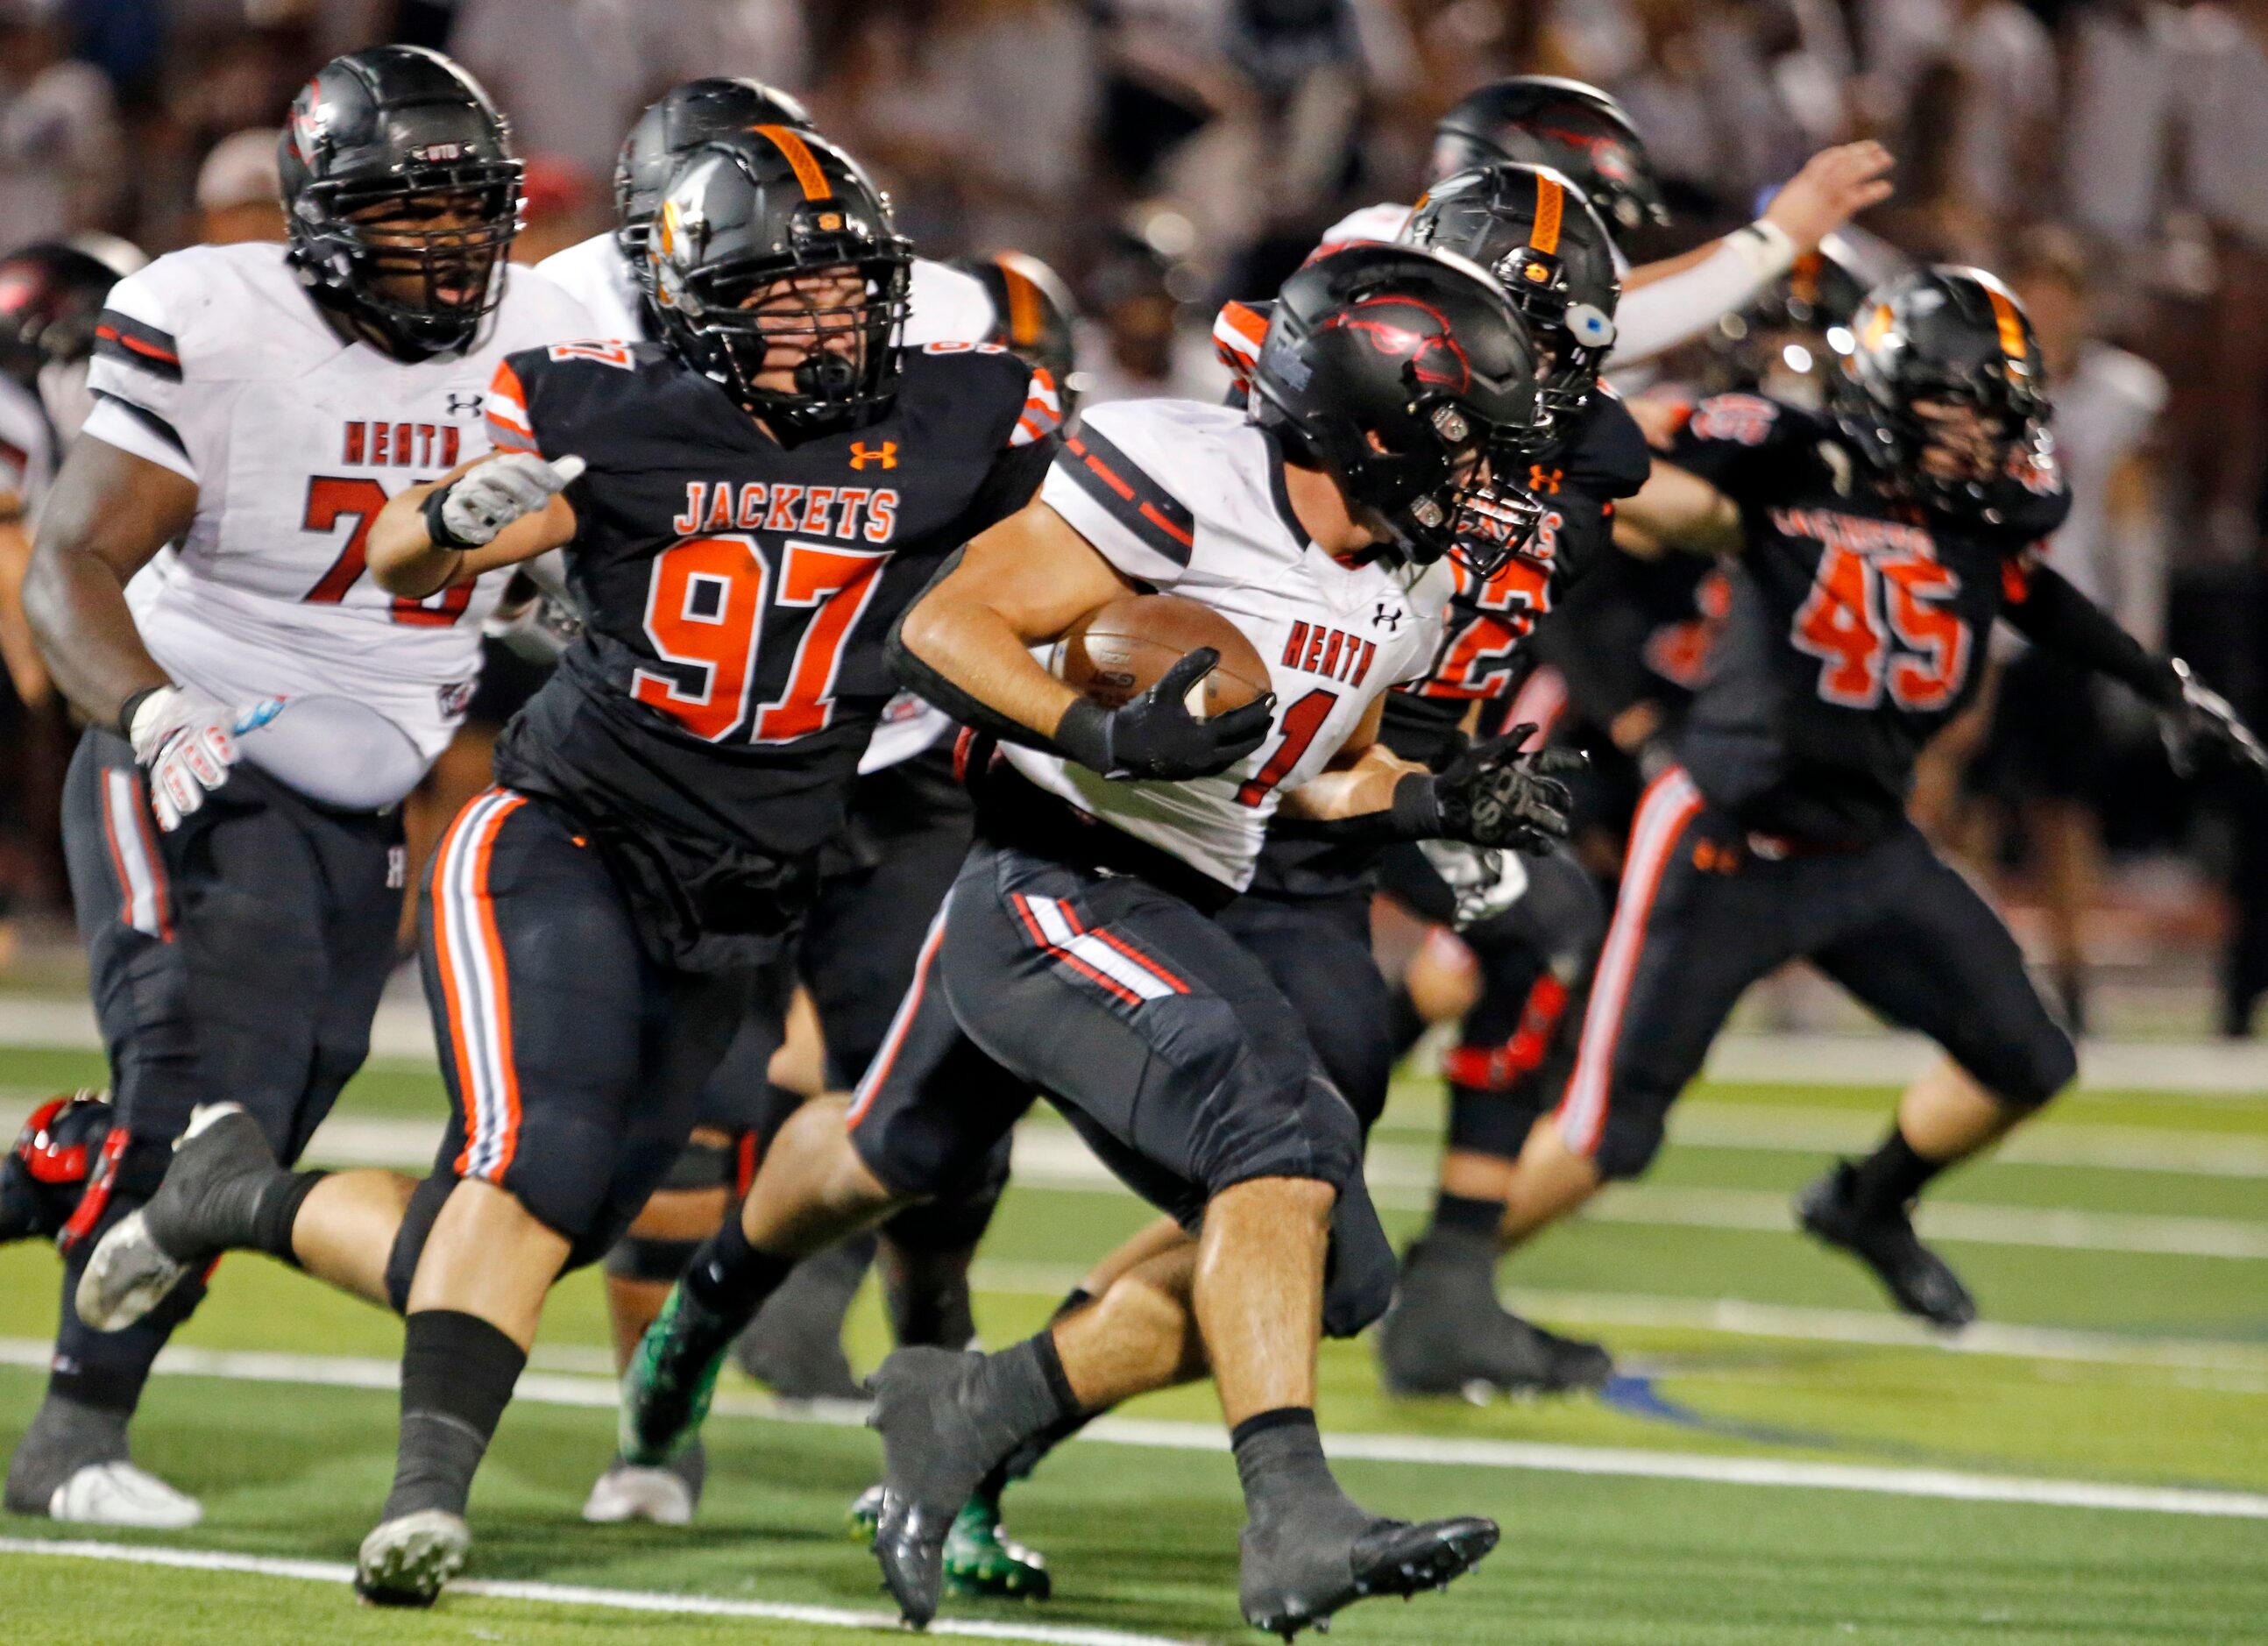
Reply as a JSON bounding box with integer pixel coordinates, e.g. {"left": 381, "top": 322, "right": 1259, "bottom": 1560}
{"left": 1971, "top": 1026, "right": 2077, "bottom": 1114}
{"left": 1591, "top": 1102, "right": 1672, "bottom": 1181}
{"left": 880, "top": 1132, "right": 1009, "bottom": 1254}
{"left": 1320, "top": 1181, "right": 1397, "bottom": 1338}
{"left": 604, "top": 1234, "right": 704, "bottom": 1285}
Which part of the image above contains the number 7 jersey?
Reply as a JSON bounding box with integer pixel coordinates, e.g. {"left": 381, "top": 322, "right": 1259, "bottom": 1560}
{"left": 82, "top": 242, "right": 595, "bottom": 777}
{"left": 487, "top": 337, "right": 1058, "bottom": 968}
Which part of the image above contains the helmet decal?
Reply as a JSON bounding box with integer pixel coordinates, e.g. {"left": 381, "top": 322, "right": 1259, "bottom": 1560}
{"left": 1325, "top": 294, "right": 1472, "bottom": 394}
{"left": 755, "top": 124, "right": 833, "bottom": 202}
{"left": 1530, "top": 173, "right": 1563, "bottom": 255}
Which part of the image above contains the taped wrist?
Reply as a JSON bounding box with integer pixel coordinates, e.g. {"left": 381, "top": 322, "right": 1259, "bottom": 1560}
{"left": 117, "top": 685, "right": 167, "bottom": 742}
{"left": 421, "top": 483, "right": 478, "bottom": 551}
{"left": 1731, "top": 218, "right": 1797, "bottom": 280}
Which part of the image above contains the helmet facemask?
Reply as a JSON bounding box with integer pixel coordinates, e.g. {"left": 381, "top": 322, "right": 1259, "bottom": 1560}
{"left": 294, "top": 166, "right": 522, "bottom": 355}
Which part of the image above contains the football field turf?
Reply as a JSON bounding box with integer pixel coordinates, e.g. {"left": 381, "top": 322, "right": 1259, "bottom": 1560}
{"left": 0, "top": 1040, "right": 2262, "bottom": 1644}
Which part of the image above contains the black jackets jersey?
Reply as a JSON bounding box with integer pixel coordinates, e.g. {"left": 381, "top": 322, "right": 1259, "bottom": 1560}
{"left": 1665, "top": 393, "right": 2070, "bottom": 845}
{"left": 1380, "top": 388, "right": 1653, "bottom": 769}
{"left": 486, "top": 338, "right": 1057, "bottom": 969}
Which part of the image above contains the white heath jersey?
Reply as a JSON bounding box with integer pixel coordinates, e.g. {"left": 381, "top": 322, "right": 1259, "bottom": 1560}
{"left": 82, "top": 244, "right": 595, "bottom": 787}
{"left": 537, "top": 231, "right": 998, "bottom": 352}
{"left": 1007, "top": 399, "right": 1452, "bottom": 891}
{"left": 535, "top": 230, "right": 997, "bottom": 773}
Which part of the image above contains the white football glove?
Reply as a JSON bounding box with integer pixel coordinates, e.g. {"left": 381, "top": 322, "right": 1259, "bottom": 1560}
{"left": 1416, "top": 836, "right": 1530, "bottom": 931}
{"left": 435, "top": 452, "right": 585, "bottom": 548}
{"left": 126, "top": 685, "right": 285, "bottom": 831}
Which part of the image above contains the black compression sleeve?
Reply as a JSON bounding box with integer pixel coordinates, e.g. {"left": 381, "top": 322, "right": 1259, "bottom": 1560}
{"left": 2002, "top": 564, "right": 2181, "bottom": 706}
{"left": 1279, "top": 771, "right": 1441, "bottom": 843}
{"left": 884, "top": 600, "right": 1076, "bottom": 756}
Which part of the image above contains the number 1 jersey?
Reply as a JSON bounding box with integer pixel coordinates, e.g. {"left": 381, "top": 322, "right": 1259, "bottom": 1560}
{"left": 488, "top": 337, "right": 1058, "bottom": 969}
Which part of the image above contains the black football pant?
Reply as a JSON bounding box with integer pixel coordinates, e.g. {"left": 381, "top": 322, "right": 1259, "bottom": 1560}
{"left": 1377, "top": 841, "right": 1605, "bottom": 1162}
{"left": 849, "top": 835, "right": 1396, "bottom": 1337}
{"left": 46, "top": 730, "right": 400, "bottom": 1415}
{"left": 388, "top": 787, "right": 750, "bottom": 1306}
{"left": 1557, "top": 768, "right": 2076, "bottom": 1180}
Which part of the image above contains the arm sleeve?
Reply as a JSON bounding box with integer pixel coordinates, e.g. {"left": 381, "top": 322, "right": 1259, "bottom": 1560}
{"left": 1612, "top": 223, "right": 1797, "bottom": 366}
{"left": 81, "top": 263, "right": 199, "bottom": 481}
{"left": 1039, "top": 406, "right": 1201, "bottom": 589}
{"left": 2001, "top": 557, "right": 2180, "bottom": 706}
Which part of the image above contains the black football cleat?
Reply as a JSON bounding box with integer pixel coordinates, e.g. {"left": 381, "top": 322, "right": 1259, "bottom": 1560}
{"left": 732, "top": 1240, "right": 867, "bottom": 1401}
{"left": 1241, "top": 1512, "right": 1499, "bottom": 1640}
{"left": 1797, "top": 1162, "right": 1977, "bottom": 1329}
{"left": 865, "top": 1345, "right": 1028, "bottom": 1628}
{"left": 75, "top": 1103, "right": 280, "bottom": 1332}
{"left": 1379, "top": 1232, "right": 1613, "bottom": 1396}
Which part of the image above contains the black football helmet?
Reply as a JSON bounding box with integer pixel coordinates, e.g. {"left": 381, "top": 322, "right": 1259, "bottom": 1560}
{"left": 0, "top": 1090, "right": 111, "bottom": 1246}
{"left": 614, "top": 78, "right": 815, "bottom": 275}
{"left": 1250, "top": 244, "right": 1547, "bottom": 573}
{"left": 648, "top": 128, "right": 913, "bottom": 436}
{"left": 952, "top": 250, "right": 1079, "bottom": 405}
{"left": 280, "top": 46, "right": 522, "bottom": 358}
{"left": 1403, "top": 163, "right": 1619, "bottom": 427}
{"left": 1433, "top": 76, "right": 1667, "bottom": 238}
{"left": 1838, "top": 266, "right": 2055, "bottom": 522}
{"left": 1704, "top": 235, "right": 1872, "bottom": 401}
{"left": 0, "top": 240, "right": 128, "bottom": 387}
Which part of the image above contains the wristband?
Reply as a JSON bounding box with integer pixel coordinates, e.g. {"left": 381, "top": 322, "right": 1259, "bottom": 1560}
{"left": 117, "top": 685, "right": 167, "bottom": 741}
{"left": 1390, "top": 770, "right": 1443, "bottom": 839}
{"left": 422, "top": 483, "right": 478, "bottom": 551}
{"left": 1054, "top": 697, "right": 1114, "bottom": 773}
{"left": 1729, "top": 218, "right": 1798, "bottom": 282}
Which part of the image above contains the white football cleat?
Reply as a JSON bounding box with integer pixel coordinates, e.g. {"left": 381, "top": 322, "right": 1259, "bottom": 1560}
{"left": 356, "top": 1508, "right": 470, "bottom": 1607}
{"left": 46, "top": 1460, "right": 202, "bottom": 1528}
{"left": 582, "top": 1460, "right": 697, "bottom": 1526}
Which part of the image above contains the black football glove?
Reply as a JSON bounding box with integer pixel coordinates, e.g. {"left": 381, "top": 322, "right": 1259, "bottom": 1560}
{"left": 2163, "top": 659, "right": 2268, "bottom": 779}
{"left": 1423, "top": 724, "right": 1586, "bottom": 854}
{"left": 1059, "top": 648, "right": 1278, "bottom": 781}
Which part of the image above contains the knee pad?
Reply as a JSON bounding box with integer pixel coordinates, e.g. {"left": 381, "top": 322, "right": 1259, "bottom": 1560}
{"left": 1588, "top": 1099, "right": 1672, "bottom": 1182}
{"left": 604, "top": 1233, "right": 704, "bottom": 1285}
{"left": 1320, "top": 1175, "right": 1396, "bottom": 1338}
{"left": 659, "top": 1138, "right": 737, "bottom": 1194}
{"left": 1445, "top": 1081, "right": 1549, "bottom": 1161}
{"left": 1969, "top": 1025, "right": 2077, "bottom": 1114}
{"left": 881, "top": 1132, "right": 1010, "bottom": 1254}
{"left": 384, "top": 1173, "right": 457, "bottom": 1316}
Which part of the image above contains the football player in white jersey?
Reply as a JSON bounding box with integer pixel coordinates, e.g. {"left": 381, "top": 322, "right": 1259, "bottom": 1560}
{"left": 616, "top": 245, "right": 1579, "bottom": 1636}
{"left": 4, "top": 45, "right": 589, "bottom": 1529}
{"left": 1311, "top": 76, "right": 1893, "bottom": 372}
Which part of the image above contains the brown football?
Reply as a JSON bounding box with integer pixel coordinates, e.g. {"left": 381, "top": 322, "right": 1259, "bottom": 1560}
{"left": 1052, "top": 593, "right": 1272, "bottom": 718}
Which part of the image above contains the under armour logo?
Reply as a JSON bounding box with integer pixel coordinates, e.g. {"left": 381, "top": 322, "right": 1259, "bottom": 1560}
{"left": 849, "top": 441, "right": 898, "bottom": 471}
{"left": 1373, "top": 603, "right": 1404, "bottom": 631}
{"left": 446, "top": 391, "right": 484, "bottom": 417}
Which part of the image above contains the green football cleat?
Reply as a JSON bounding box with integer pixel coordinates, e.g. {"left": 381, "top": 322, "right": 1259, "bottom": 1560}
{"left": 619, "top": 1282, "right": 733, "bottom": 1466}
{"left": 945, "top": 1487, "right": 1051, "bottom": 1600}
{"left": 847, "top": 1482, "right": 1050, "bottom": 1600}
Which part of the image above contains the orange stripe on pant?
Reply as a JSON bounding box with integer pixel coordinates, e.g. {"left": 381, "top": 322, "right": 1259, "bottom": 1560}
{"left": 1555, "top": 767, "right": 1704, "bottom": 1156}
{"left": 433, "top": 790, "right": 527, "bottom": 1179}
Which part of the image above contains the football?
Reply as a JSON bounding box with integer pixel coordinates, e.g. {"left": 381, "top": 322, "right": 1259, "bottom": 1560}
{"left": 1051, "top": 593, "right": 1272, "bottom": 717}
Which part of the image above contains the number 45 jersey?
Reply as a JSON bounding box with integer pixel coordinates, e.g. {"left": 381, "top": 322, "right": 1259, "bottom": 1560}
{"left": 489, "top": 338, "right": 1058, "bottom": 970}
{"left": 1663, "top": 393, "right": 2071, "bottom": 846}
{"left": 82, "top": 242, "right": 595, "bottom": 781}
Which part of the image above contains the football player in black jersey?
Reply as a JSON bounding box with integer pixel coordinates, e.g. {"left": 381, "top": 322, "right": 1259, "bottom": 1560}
{"left": 67, "top": 126, "right": 1059, "bottom": 1607}
{"left": 1492, "top": 267, "right": 2265, "bottom": 1337}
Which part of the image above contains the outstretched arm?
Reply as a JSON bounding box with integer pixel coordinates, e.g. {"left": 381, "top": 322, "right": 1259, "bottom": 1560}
{"left": 368, "top": 452, "right": 583, "bottom": 600}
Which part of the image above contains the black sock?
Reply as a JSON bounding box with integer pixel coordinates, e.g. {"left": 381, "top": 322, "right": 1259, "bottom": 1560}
{"left": 251, "top": 1171, "right": 327, "bottom": 1266}
{"left": 1230, "top": 1408, "right": 1346, "bottom": 1522}
{"left": 683, "top": 1213, "right": 797, "bottom": 1327}
{"left": 381, "top": 1309, "right": 525, "bottom": 1521}
{"left": 1428, "top": 1191, "right": 1502, "bottom": 1241}
{"left": 1847, "top": 1126, "right": 1946, "bottom": 1217}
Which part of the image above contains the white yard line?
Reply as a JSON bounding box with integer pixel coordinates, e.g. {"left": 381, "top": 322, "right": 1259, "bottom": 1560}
{"left": 0, "top": 1339, "right": 2261, "bottom": 1521}
{"left": 0, "top": 1536, "right": 1196, "bottom": 1646}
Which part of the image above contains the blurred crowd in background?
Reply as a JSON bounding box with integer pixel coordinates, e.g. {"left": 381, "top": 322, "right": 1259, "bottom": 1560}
{"left": 3, "top": 0, "right": 2268, "bottom": 1035}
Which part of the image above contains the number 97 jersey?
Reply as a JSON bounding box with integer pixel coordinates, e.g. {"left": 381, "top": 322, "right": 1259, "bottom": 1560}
{"left": 487, "top": 337, "right": 1058, "bottom": 951}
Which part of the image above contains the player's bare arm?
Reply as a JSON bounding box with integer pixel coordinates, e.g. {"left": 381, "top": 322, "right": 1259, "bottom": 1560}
{"left": 1614, "top": 461, "right": 1741, "bottom": 559}
{"left": 22, "top": 435, "right": 195, "bottom": 724}
{"left": 368, "top": 451, "right": 582, "bottom": 600}
{"left": 1277, "top": 698, "right": 1425, "bottom": 821}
